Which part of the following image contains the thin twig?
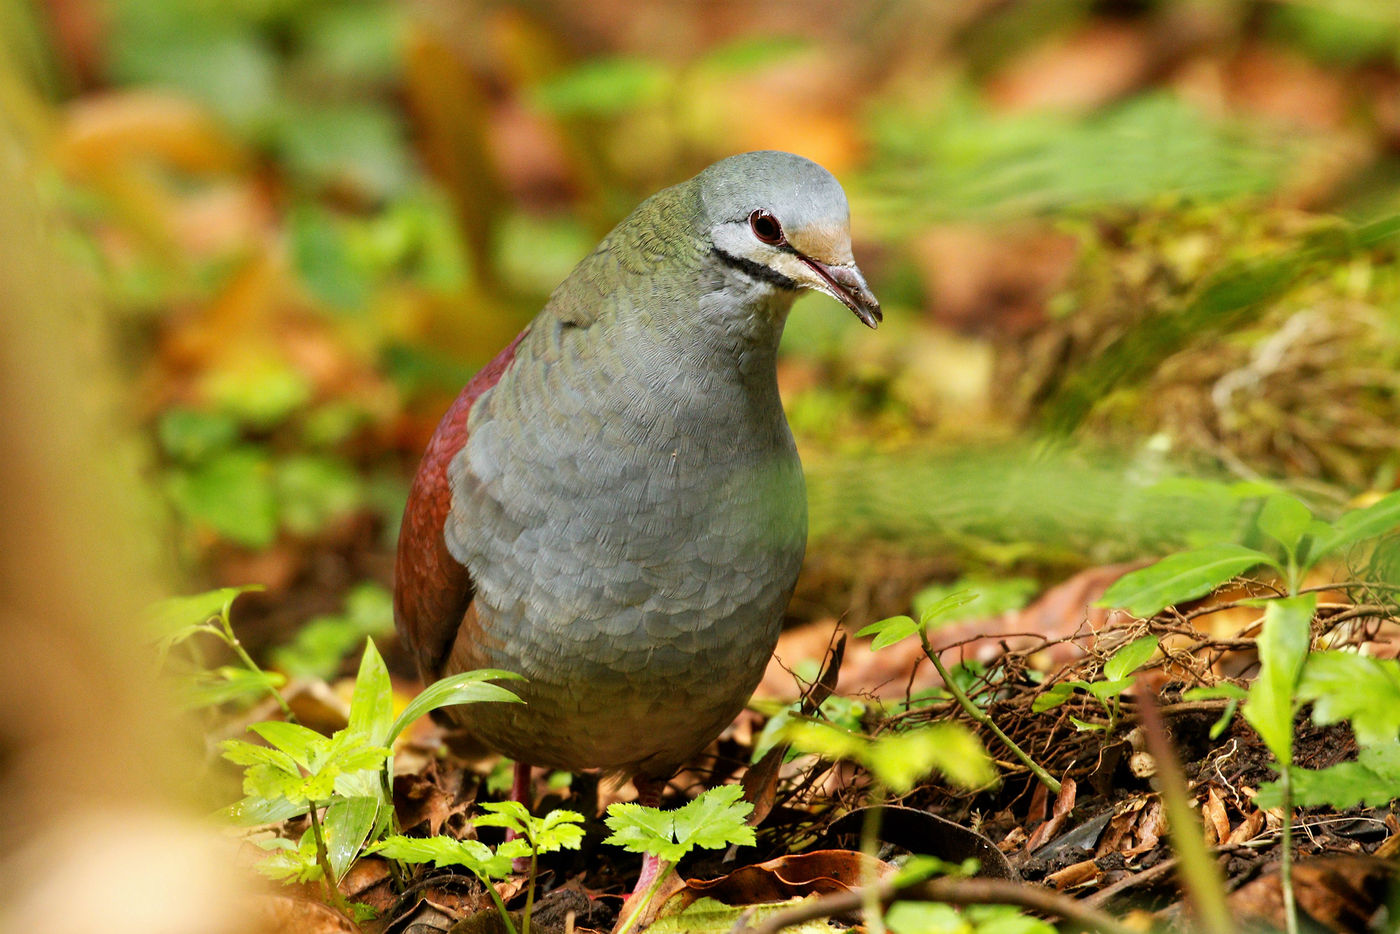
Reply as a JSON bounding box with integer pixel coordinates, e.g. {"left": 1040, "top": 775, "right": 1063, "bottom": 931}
{"left": 920, "top": 633, "right": 1061, "bottom": 795}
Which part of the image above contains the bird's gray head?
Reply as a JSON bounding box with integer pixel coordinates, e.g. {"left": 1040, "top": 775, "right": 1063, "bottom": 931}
{"left": 697, "top": 151, "right": 881, "bottom": 329}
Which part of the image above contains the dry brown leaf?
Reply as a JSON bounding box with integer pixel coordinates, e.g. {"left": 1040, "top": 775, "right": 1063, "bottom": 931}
{"left": 1228, "top": 855, "right": 1393, "bottom": 933}
{"left": 1201, "top": 787, "right": 1230, "bottom": 847}
{"left": 675, "top": 850, "right": 895, "bottom": 910}
{"left": 1225, "top": 808, "right": 1266, "bottom": 846}
{"left": 1026, "top": 778, "right": 1078, "bottom": 852}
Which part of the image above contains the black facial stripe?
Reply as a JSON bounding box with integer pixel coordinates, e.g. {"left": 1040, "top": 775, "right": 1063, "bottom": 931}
{"left": 711, "top": 246, "right": 799, "bottom": 290}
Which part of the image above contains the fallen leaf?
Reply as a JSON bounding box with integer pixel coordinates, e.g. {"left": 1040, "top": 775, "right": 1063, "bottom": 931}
{"left": 1026, "top": 778, "right": 1078, "bottom": 852}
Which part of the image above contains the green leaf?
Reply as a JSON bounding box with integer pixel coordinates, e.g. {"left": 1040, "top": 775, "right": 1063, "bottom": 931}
{"left": 535, "top": 809, "right": 587, "bottom": 853}
{"left": 178, "top": 665, "right": 285, "bottom": 710}
{"left": 347, "top": 638, "right": 394, "bottom": 746}
{"left": 603, "top": 786, "right": 753, "bottom": 865}
{"left": 1297, "top": 651, "right": 1400, "bottom": 746}
{"left": 270, "top": 583, "right": 394, "bottom": 680}
{"left": 1098, "top": 544, "right": 1276, "bottom": 617}
{"left": 926, "top": 723, "right": 998, "bottom": 790}
{"left": 255, "top": 831, "right": 323, "bottom": 883}
{"left": 1256, "top": 744, "right": 1400, "bottom": 810}
{"left": 888, "top": 900, "right": 1056, "bottom": 934}
{"left": 604, "top": 802, "right": 687, "bottom": 863}
{"left": 273, "top": 102, "right": 409, "bottom": 198}
{"left": 1258, "top": 494, "right": 1312, "bottom": 554}
{"left": 289, "top": 204, "right": 372, "bottom": 311}
{"left": 1031, "top": 682, "right": 1077, "bottom": 713}
{"left": 156, "top": 407, "right": 240, "bottom": 463}
{"left": 249, "top": 721, "right": 329, "bottom": 769}
{"left": 647, "top": 896, "right": 833, "bottom": 934}
{"left": 1103, "top": 635, "right": 1159, "bottom": 681}
{"left": 221, "top": 795, "right": 307, "bottom": 826}
{"left": 857, "top": 615, "right": 920, "bottom": 650}
{"left": 1242, "top": 594, "right": 1316, "bottom": 764}
{"left": 388, "top": 669, "right": 524, "bottom": 743}
{"left": 1069, "top": 717, "right": 1105, "bottom": 732}
{"left": 669, "top": 785, "right": 754, "bottom": 852}
{"left": 323, "top": 796, "right": 380, "bottom": 881}
{"left": 1312, "top": 490, "right": 1400, "bottom": 561}
{"left": 1182, "top": 684, "right": 1247, "bottom": 702}
{"left": 374, "top": 835, "right": 515, "bottom": 878}
{"left": 917, "top": 590, "right": 981, "bottom": 629}
{"left": 914, "top": 577, "right": 1037, "bottom": 626}
{"left": 147, "top": 585, "right": 260, "bottom": 642}
{"left": 474, "top": 800, "right": 531, "bottom": 835}
{"left": 1086, "top": 677, "right": 1135, "bottom": 702}
{"left": 203, "top": 360, "right": 313, "bottom": 430}
{"left": 220, "top": 738, "right": 300, "bottom": 776}
{"left": 779, "top": 719, "right": 869, "bottom": 763}
{"left": 274, "top": 455, "right": 364, "bottom": 537}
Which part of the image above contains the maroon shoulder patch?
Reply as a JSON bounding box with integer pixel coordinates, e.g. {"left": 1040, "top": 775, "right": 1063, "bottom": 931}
{"left": 393, "top": 329, "right": 527, "bottom": 680}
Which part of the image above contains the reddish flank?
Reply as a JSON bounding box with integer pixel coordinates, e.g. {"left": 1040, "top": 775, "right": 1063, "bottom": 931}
{"left": 393, "top": 330, "right": 528, "bottom": 676}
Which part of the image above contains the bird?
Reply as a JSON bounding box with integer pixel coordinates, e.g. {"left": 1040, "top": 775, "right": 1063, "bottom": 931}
{"left": 393, "top": 150, "right": 879, "bottom": 886}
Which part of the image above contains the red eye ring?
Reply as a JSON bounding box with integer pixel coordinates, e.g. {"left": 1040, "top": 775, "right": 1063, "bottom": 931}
{"left": 749, "top": 209, "right": 785, "bottom": 245}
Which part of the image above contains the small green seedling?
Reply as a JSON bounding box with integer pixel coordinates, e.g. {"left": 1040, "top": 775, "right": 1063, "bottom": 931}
{"left": 860, "top": 588, "right": 1057, "bottom": 794}
{"left": 474, "top": 802, "right": 585, "bottom": 934}
{"left": 374, "top": 835, "right": 527, "bottom": 932}
{"left": 604, "top": 785, "right": 757, "bottom": 934}
{"left": 219, "top": 634, "right": 523, "bottom": 916}
{"left": 1032, "top": 634, "right": 1159, "bottom": 737}
{"left": 222, "top": 722, "right": 389, "bottom": 912}
{"left": 376, "top": 803, "right": 584, "bottom": 934}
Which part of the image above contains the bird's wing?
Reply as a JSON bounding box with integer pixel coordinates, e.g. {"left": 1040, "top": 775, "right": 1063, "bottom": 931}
{"left": 393, "top": 330, "right": 528, "bottom": 682}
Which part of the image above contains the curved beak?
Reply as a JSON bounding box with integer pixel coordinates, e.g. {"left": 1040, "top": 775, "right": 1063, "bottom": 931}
{"left": 799, "top": 257, "right": 882, "bottom": 329}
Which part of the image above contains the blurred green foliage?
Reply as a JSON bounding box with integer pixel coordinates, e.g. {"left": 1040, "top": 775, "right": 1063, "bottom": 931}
{"left": 864, "top": 92, "right": 1301, "bottom": 227}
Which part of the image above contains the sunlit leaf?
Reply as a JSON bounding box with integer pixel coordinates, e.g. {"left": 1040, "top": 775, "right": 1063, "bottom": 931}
{"left": 1242, "top": 595, "right": 1316, "bottom": 764}
{"left": 347, "top": 638, "right": 394, "bottom": 745}
{"left": 1297, "top": 651, "right": 1400, "bottom": 746}
{"left": 323, "top": 795, "right": 380, "bottom": 882}
{"left": 146, "top": 585, "right": 259, "bottom": 642}
{"left": 857, "top": 615, "right": 919, "bottom": 650}
{"left": 388, "top": 669, "right": 524, "bottom": 743}
{"left": 1103, "top": 635, "right": 1158, "bottom": 681}
{"left": 1098, "top": 544, "right": 1276, "bottom": 617}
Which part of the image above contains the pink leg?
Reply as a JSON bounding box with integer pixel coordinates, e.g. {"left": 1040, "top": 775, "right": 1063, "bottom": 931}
{"left": 509, "top": 760, "right": 533, "bottom": 807}
{"left": 631, "top": 776, "right": 665, "bottom": 897}
{"left": 507, "top": 761, "right": 533, "bottom": 871}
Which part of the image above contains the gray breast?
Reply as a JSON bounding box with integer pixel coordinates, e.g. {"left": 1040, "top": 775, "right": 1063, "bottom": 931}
{"left": 442, "top": 323, "right": 806, "bottom": 774}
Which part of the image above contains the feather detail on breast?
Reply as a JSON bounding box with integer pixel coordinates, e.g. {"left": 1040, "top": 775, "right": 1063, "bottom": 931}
{"left": 393, "top": 329, "right": 527, "bottom": 682}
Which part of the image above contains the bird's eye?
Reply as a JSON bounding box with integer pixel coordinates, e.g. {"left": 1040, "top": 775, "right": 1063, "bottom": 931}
{"left": 749, "top": 210, "right": 785, "bottom": 245}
